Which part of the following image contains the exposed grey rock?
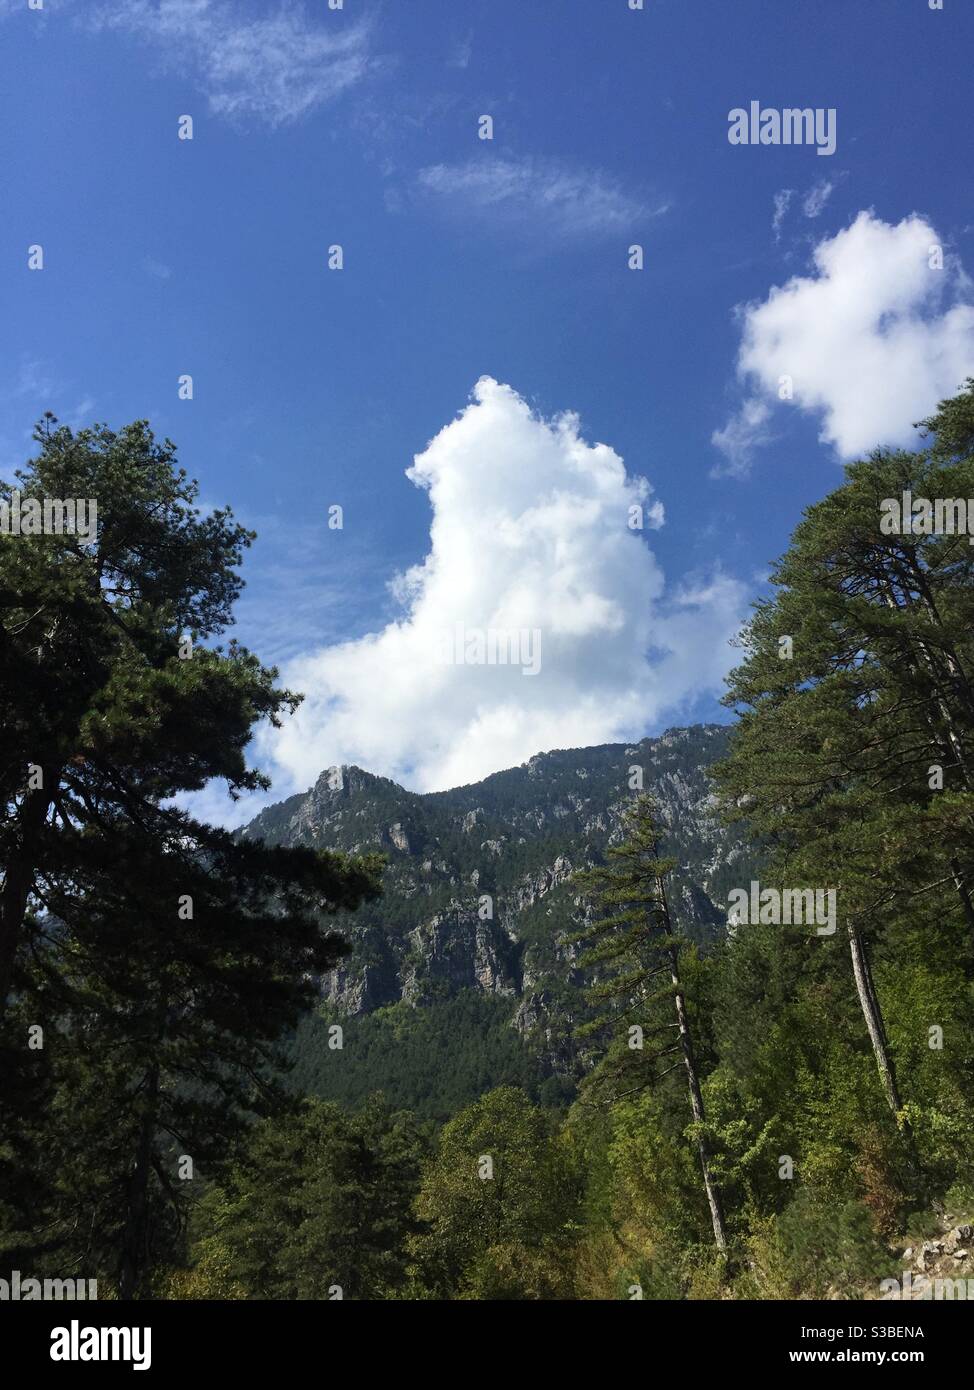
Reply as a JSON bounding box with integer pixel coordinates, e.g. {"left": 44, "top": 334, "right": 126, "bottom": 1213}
{"left": 388, "top": 823, "right": 410, "bottom": 853}
{"left": 241, "top": 724, "right": 755, "bottom": 1067}
{"left": 944, "top": 1226, "right": 973, "bottom": 1254}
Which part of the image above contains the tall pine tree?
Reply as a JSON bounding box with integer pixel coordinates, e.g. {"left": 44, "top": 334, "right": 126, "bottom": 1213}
{"left": 715, "top": 380, "right": 974, "bottom": 1178}
{"left": 574, "top": 795, "right": 728, "bottom": 1252}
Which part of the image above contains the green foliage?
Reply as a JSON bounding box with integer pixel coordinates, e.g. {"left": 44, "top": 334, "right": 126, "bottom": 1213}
{"left": 574, "top": 796, "right": 684, "bottom": 1035}
{"left": 712, "top": 381, "right": 974, "bottom": 1217}
{"left": 409, "top": 1087, "right": 582, "bottom": 1298}
{"left": 289, "top": 991, "right": 570, "bottom": 1122}
{"left": 572, "top": 795, "right": 730, "bottom": 1252}
{"left": 246, "top": 725, "right": 744, "bottom": 1050}
{"left": 741, "top": 1193, "right": 895, "bottom": 1299}
{"left": 604, "top": 1089, "right": 714, "bottom": 1245}
{"left": 183, "top": 1098, "right": 425, "bottom": 1300}
{"left": 9, "top": 388, "right": 974, "bottom": 1301}
{"left": 0, "top": 419, "right": 381, "bottom": 1296}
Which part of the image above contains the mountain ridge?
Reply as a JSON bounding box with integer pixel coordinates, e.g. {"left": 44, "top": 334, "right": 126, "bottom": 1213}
{"left": 241, "top": 722, "right": 757, "bottom": 1116}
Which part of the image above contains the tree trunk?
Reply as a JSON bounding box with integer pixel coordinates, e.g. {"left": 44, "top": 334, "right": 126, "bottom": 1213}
{"left": 846, "top": 921, "right": 906, "bottom": 1120}
{"left": 949, "top": 860, "right": 974, "bottom": 940}
{"left": 846, "top": 919, "right": 922, "bottom": 1191}
{"left": 118, "top": 1065, "right": 159, "bottom": 1301}
{"left": 669, "top": 954, "right": 729, "bottom": 1253}
{"left": 655, "top": 863, "right": 729, "bottom": 1253}
{"left": 0, "top": 769, "right": 56, "bottom": 1019}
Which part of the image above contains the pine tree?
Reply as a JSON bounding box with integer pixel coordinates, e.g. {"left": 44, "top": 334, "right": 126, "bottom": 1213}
{"left": 715, "top": 380, "right": 974, "bottom": 1172}
{"left": 0, "top": 416, "right": 384, "bottom": 1294}
{"left": 185, "top": 1097, "right": 426, "bottom": 1300}
{"left": 4, "top": 807, "right": 382, "bottom": 1297}
{"left": 574, "top": 795, "right": 729, "bottom": 1252}
{"left": 0, "top": 416, "right": 306, "bottom": 1017}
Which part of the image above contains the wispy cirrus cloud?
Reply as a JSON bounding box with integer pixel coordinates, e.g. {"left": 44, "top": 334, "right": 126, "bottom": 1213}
{"left": 415, "top": 155, "right": 668, "bottom": 240}
{"left": 772, "top": 174, "right": 845, "bottom": 243}
{"left": 801, "top": 177, "right": 835, "bottom": 220}
{"left": 771, "top": 189, "right": 795, "bottom": 243}
{"left": 0, "top": 357, "right": 97, "bottom": 474}
{"left": 63, "top": 0, "right": 378, "bottom": 129}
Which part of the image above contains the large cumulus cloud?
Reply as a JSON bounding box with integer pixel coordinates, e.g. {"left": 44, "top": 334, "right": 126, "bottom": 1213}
{"left": 261, "top": 378, "right": 744, "bottom": 793}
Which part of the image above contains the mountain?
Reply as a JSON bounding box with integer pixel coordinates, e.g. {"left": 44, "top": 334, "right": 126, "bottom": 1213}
{"left": 242, "top": 722, "right": 757, "bottom": 1118}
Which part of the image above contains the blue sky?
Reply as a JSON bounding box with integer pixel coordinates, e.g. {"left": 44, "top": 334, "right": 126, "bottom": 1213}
{"left": 3, "top": 0, "right": 973, "bottom": 812}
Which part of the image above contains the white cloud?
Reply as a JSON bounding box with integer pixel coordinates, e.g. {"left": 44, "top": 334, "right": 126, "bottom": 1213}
{"left": 802, "top": 177, "right": 834, "bottom": 219}
{"left": 711, "top": 398, "right": 773, "bottom": 477}
{"left": 772, "top": 188, "right": 794, "bottom": 242}
{"left": 416, "top": 157, "right": 666, "bottom": 239}
{"left": 714, "top": 211, "right": 974, "bottom": 475}
{"left": 259, "top": 379, "right": 743, "bottom": 794}
{"left": 773, "top": 177, "right": 840, "bottom": 244}
{"left": 87, "top": 0, "right": 375, "bottom": 127}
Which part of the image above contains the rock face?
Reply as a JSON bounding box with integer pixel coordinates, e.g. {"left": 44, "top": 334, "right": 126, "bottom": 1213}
{"left": 894, "top": 1225, "right": 974, "bottom": 1298}
{"left": 242, "top": 724, "right": 757, "bottom": 1053}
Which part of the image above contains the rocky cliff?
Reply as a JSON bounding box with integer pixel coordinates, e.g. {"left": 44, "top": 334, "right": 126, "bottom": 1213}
{"left": 243, "top": 724, "right": 756, "bottom": 1106}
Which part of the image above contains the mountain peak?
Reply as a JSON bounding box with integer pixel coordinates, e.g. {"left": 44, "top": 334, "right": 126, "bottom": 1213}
{"left": 310, "top": 764, "right": 407, "bottom": 801}
{"left": 264, "top": 722, "right": 757, "bottom": 1117}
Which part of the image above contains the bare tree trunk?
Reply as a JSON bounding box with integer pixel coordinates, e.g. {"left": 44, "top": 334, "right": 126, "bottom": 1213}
{"left": 846, "top": 918, "right": 922, "bottom": 1192}
{"left": 669, "top": 954, "right": 729, "bottom": 1252}
{"left": 655, "top": 865, "right": 728, "bottom": 1253}
{"left": 846, "top": 921, "right": 906, "bottom": 1122}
